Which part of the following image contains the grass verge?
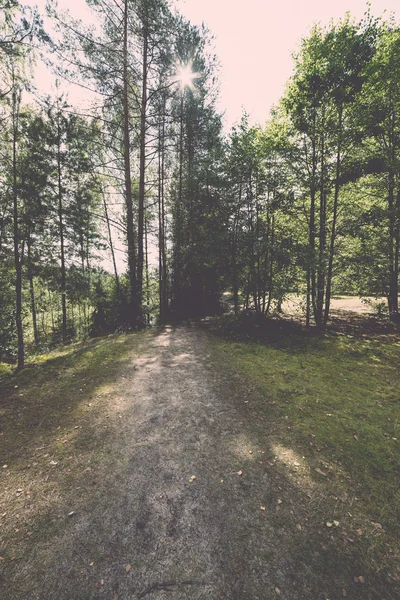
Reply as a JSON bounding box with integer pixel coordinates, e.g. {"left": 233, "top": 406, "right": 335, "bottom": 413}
{"left": 207, "top": 313, "right": 400, "bottom": 587}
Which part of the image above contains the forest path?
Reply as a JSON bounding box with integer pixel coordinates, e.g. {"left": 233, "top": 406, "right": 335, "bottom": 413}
{"left": 11, "top": 324, "right": 365, "bottom": 599}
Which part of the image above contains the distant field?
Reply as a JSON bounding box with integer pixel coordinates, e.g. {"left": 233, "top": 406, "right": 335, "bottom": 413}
{"left": 282, "top": 295, "right": 390, "bottom": 316}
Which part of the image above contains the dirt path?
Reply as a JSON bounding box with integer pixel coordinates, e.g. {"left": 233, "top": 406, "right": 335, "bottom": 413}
{"left": 4, "top": 324, "right": 388, "bottom": 599}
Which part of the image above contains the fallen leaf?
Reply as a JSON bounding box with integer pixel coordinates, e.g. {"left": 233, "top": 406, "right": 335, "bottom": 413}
{"left": 357, "top": 529, "right": 363, "bottom": 536}
{"left": 90, "top": 562, "right": 94, "bottom": 566}
{"left": 334, "top": 520, "right": 340, "bottom": 527}
{"left": 358, "top": 576, "right": 365, "bottom": 584}
{"left": 260, "top": 506, "right": 266, "bottom": 511}
{"left": 315, "top": 468, "right": 328, "bottom": 477}
{"left": 237, "top": 470, "right": 243, "bottom": 476}
{"left": 353, "top": 435, "right": 358, "bottom": 441}
{"left": 125, "top": 564, "right": 131, "bottom": 573}
{"left": 296, "top": 524, "right": 302, "bottom": 530}
{"left": 275, "top": 587, "right": 281, "bottom": 595}
{"left": 326, "top": 522, "right": 333, "bottom": 528}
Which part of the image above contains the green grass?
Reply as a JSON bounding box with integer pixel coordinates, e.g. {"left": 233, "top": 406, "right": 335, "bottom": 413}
{"left": 207, "top": 318, "right": 400, "bottom": 571}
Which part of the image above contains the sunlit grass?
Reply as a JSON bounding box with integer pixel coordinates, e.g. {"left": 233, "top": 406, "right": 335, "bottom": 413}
{"left": 207, "top": 321, "right": 400, "bottom": 571}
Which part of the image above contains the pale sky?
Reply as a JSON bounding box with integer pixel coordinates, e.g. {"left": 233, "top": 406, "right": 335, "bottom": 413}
{"left": 176, "top": 0, "right": 399, "bottom": 127}
{"left": 28, "top": 0, "right": 399, "bottom": 128}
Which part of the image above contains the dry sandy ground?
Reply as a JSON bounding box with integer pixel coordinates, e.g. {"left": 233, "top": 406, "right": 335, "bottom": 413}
{"left": 282, "top": 296, "right": 387, "bottom": 316}
{"left": 1, "top": 325, "right": 393, "bottom": 599}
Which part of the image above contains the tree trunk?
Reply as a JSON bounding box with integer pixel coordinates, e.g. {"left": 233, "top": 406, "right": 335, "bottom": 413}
{"left": 315, "top": 125, "right": 326, "bottom": 329}
{"left": 173, "top": 92, "right": 184, "bottom": 312}
{"left": 308, "top": 115, "right": 317, "bottom": 327}
{"left": 232, "top": 230, "right": 239, "bottom": 314}
{"left": 123, "top": 0, "right": 137, "bottom": 324}
{"left": 160, "top": 101, "right": 168, "bottom": 320}
{"left": 102, "top": 188, "right": 120, "bottom": 298}
{"left": 145, "top": 211, "right": 150, "bottom": 324}
{"left": 387, "top": 172, "right": 399, "bottom": 319}
{"left": 137, "top": 18, "right": 148, "bottom": 314}
{"left": 48, "top": 287, "right": 55, "bottom": 333}
{"left": 12, "top": 79, "right": 24, "bottom": 369}
{"left": 56, "top": 106, "right": 67, "bottom": 343}
{"left": 323, "top": 104, "right": 343, "bottom": 328}
{"left": 157, "top": 101, "right": 167, "bottom": 323}
{"left": 27, "top": 233, "right": 39, "bottom": 347}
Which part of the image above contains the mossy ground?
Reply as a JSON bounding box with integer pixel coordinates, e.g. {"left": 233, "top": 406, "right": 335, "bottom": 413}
{"left": 206, "top": 312, "right": 400, "bottom": 586}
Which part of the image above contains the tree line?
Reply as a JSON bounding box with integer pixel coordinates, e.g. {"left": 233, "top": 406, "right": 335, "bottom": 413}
{"left": 220, "top": 13, "right": 400, "bottom": 329}
{"left": 1, "top": 2, "right": 400, "bottom": 369}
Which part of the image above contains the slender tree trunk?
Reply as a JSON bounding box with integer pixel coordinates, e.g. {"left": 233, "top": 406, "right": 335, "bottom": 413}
{"left": 160, "top": 102, "right": 168, "bottom": 319}
{"left": 388, "top": 174, "right": 399, "bottom": 318}
{"left": 315, "top": 124, "right": 326, "bottom": 329}
{"left": 232, "top": 184, "right": 242, "bottom": 315}
{"left": 137, "top": 20, "right": 148, "bottom": 314}
{"left": 123, "top": 0, "right": 137, "bottom": 324}
{"left": 145, "top": 212, "right": 150, "bottom": 324}
{"left": 306, "top": 267, "right": 311, "bottom": 328}
{"left": 232, "top": 224, "right": 239, "bottom": 314}
{"left": 394, "top": 187, "right": 400, "bottom": 318}
{"left": 85, "top": 208, "right": 91, "bottom": 334}
{"left": 174, "top": 92, "right": 184, "bottom": 312}
{"left": 308, "top": 116, "right": 317, "bottom": 327}
{"left": 48, "top": 286, "right": 55, "bottom": 333}
{"left": 27, "top": 233, "right": 39, "bottom": 347}
{"left": 56, "top": 107, "right": 67, "bottom": 343}
{"left": 79, "top": 230, "right": 88, "bottom": 334}
{"left": 324, "top": 104, "right": 343, "bottom": 328}
{"left": 12, "top": 78, "right": 24, "bottom": 369}
{"left": 265, "top": 213, "right": 275, "bottom": 316}
{"left": 42, "top": 303, "right": 46, "bottom": 337}
{"left": 102, "top": 189, "right": 120, "bottom": 298}
{"left": 157, "top": 107, "right": 165, "bottom": 322}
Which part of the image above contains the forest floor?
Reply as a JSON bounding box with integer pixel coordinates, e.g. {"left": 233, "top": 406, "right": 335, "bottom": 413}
{"left": 0, "top": 319, "right": 399, "bottom": 599}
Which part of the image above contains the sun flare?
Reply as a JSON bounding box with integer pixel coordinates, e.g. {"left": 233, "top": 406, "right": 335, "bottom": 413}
{"left": 174, "top": 61, "right": 200, "bottom": 91}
